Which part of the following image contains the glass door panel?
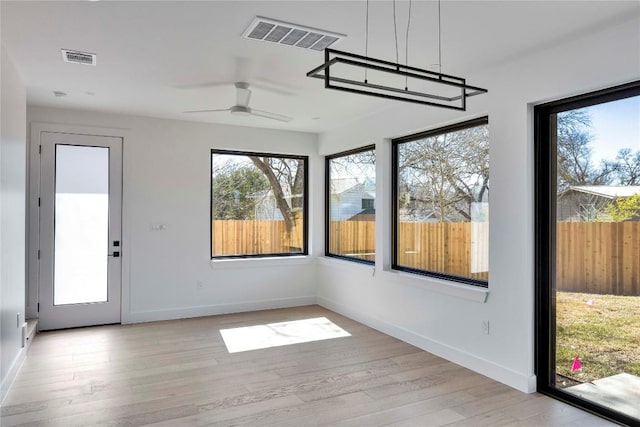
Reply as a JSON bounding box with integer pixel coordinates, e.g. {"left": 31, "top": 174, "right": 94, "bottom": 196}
{"left": 553, "top": 95, "right": 640, "bottom": 421}
{"left": 54, "top": 145, "right": 110, "bottom": 305}
{"left": 536, "top": 82, "right": 640, "bottom": 426}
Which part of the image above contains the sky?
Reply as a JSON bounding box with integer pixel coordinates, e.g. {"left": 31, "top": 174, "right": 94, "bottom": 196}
{"left": 586, "top": 94, "right": 640, "bottom": 164}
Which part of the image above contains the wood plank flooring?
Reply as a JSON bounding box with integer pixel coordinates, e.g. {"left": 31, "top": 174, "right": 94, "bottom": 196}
{"left": 1, "top": 305, "right": 614, "bottom": 426}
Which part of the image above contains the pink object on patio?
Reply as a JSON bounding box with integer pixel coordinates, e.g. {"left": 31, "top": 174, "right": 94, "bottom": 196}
{"left": 572, "top": 356, "right": 582, "bottom": 371}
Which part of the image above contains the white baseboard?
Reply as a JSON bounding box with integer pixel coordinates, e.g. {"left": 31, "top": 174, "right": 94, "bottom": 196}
{"left": 127, "top": 295, "right": 317, "bottom": 324}
{"left": 1, "top": 347, "right": 26, "bottom": 404}
{"left": 318, "top": 296, "right": 536, "bottom": 393}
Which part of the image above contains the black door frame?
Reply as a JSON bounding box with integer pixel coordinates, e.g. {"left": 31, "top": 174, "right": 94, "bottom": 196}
{"left": 534, "top": 80, "right": 640, "bottom": 426}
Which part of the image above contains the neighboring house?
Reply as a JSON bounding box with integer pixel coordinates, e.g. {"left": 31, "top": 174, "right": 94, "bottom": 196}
{"left": 329, "top": 178, "right": 376, "bottom": 221}
{"left": 348, "top": 208, "right": 375, "bottom": 221}
{"left": 557, "top": 185, "right": 640, "bottom": 221}
{"left": 253, "top": 189, "right": 284, "bottom": 220}
{"left": 254, "top": 178, "right": 376, "bottom": 221}
{"left": 397, "top": 185, "right": 489, "bottom": 223}
{"left": 253, "top": 189, "right": 305, "bottom": 221}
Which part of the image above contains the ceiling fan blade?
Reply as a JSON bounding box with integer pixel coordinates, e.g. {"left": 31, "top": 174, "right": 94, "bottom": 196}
{"left": 183, "top": 108, "right": 231, "bottom": 114}
{"left": 176, "top": 80, "right": 294, "bottom": 96}
{"left": 235, "top": 84, "right": 252, "bottom": 107}
{"left": 250, "top": 108, "right": 293, "bottom": 122}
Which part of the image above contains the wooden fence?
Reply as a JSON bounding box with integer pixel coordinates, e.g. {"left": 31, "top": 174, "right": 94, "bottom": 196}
{"left": 213, "top": 220, "right": 640, "bottom": 296}
{"left": 556, "top": 222, "right": 640, "bottom": 296}
{"left": 328, "top": 221, "right": 376, "bottom": 262}
{"left": 396, "top": 222, "right": 489, "bottom": 281}
{"left": 212, "top": 220, "right": 302, "bottom": 256}
{"left": 212, "top": 220, "right": 488, "bottom": 280}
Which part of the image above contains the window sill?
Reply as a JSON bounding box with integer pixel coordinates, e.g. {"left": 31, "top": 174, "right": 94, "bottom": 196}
{"left": 210, "top": 255, "right": 312, "bottom": 269}
{"left": 385, "top": 269, "right": 489, "bottom": 303}
{"left": 317, "top": 256, "right": 376, "bottom": 272}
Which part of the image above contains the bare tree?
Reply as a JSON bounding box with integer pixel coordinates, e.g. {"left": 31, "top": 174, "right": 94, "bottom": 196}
{"left": 556, "top": 109, "right": 612, "bottom": 191}
{"left": 328, "top": 149, "right": 376, "bottom": 180}
{"left": 605, "top": 148, "right": 640, "bottom": 185}
{"left": 556, "top": 109, "right": 640, "bottom": 190}
{"left": 249, "top": 156, "right": 304, "bottom": 234}
{"left": 398, "top": 124, "right": 489, "bottom": 222}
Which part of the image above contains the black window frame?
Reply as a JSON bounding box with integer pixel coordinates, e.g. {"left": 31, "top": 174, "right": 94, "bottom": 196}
{"left": 535, "top": 81, "right": 640, "bottom": 426}
{"left": 325, "top": 145, "right": 376, "bottom": 265}
{"left": 210, "top": 149, "right": 309, "bottom": 259}
{"left": 391, "top": 116, "right": 489, "bottom": 287}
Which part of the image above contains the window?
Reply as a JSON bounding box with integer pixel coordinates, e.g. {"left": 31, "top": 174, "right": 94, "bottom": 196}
{"left": 211, "top": 150, "right": 308, "bottom": 258}
{"left": 326, "top": 146, "right": 376, "bottom": 263}
{"left": 535, "top": 81, "right": 640, "bottom": 425}
{"left": 392, "top": 117, "right": 489, "bottom": 286}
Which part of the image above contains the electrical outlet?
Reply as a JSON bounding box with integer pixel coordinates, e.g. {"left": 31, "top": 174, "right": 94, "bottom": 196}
{"left": 196, "top": 280, "right": 204, "bottom": 290}
{"left": 482, "top": 320, "right": 490, "bottom": 335}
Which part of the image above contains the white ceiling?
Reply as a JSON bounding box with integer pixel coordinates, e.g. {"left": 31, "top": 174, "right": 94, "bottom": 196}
{"left": 2, "top": 0, "right": 638, "bottom": 133}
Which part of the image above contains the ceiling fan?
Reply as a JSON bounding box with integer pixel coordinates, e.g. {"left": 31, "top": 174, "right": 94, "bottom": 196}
{"left": 183, "top": 82, "right": 292, "bottom": 122}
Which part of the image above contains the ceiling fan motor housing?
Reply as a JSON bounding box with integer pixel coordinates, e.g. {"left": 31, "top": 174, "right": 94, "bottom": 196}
{"left": 230, "top": 105, "right": 252, "bottom": 116}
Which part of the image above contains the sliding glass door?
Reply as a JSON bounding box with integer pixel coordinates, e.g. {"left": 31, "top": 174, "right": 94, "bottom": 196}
{"left": 535, "top": 81, "right": 640, "bottom": 425}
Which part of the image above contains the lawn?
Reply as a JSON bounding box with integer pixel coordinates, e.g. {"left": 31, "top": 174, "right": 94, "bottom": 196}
{"left": 556, "top": 291, "right": 640, "bottom": 385}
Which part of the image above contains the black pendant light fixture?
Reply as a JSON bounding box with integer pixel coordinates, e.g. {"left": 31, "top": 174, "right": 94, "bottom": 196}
{"left": 307, "top": 0, "right": 487, "bottom": 111}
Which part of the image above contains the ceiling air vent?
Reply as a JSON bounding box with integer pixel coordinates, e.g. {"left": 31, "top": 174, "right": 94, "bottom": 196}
{"left": 61, "top": 49, "right": 97, "bottom": 66}
{"left": 242, "top": 16, "right": 345, "bottom": 51}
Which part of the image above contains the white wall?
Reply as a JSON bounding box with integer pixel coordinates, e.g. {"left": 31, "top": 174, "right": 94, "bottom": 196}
{"left": 1, "top": 45, "right": 27, "bottom": 400}
{"left": 317, "top": 14, "right": 640, "bottom": 392}
{"left": 19, "top": 8, "right": 640, "bottom": 397}
{"left": 27, "top": 107, "right": 320, "bottom": 324}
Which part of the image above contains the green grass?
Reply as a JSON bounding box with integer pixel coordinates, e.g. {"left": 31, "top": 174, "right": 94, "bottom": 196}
{"left": 556, "top": 291, "right": 640, "bottom": 385}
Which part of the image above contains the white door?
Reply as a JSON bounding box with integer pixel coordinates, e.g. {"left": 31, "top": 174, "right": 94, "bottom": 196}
{"left": 38, "top": 132, "right": 122, "bottom": 330}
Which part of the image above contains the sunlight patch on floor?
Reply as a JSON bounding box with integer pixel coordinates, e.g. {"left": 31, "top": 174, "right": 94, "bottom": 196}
{"left": 220, "top": 317, "right": 351, "bottom": 353}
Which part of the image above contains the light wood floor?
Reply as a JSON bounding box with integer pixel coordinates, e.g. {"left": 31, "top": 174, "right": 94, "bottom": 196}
{"left": 1, "top": 305, "right": 615, "bottom": 426}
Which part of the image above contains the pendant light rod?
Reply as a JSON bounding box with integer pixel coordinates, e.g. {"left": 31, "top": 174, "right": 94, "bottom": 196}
{"left": 393, "top": 0, "right": 399, "bottom": 65}
{"left": 365, "top": 0, "right": 369, "bottom": 83}
{"left": 405, "top": 0, "right": 412, "bottom": 90}
{"left": 438, "top": 0, "right": 442, "bottom": 73}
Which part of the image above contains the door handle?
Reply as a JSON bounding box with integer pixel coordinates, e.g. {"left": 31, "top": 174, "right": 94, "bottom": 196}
{"left": 108, "top": 241, "right": 121, "bottom": 257}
